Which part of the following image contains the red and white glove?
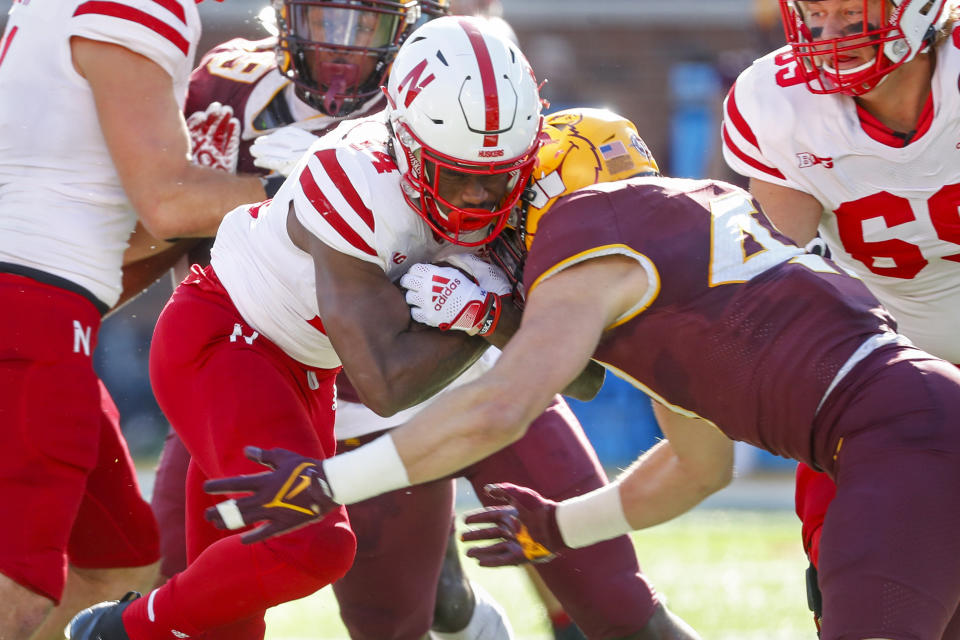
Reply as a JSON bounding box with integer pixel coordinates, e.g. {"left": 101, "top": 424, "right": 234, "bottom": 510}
{"left": 400, "top": 260, "right": 506, "bottom": 336}
{"left": 444, "top": 253, "right": 512, "bottom": 296}
{"left": 186, "top": 102, "right": 240, "bottom": 173}
{"left": 250, "top": 125, "right": 320, "bottom": 177}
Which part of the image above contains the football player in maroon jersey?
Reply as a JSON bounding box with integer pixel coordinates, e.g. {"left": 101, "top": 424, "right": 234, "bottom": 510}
{"left": 204, "top": 107, "right": 960, "bottom": 639}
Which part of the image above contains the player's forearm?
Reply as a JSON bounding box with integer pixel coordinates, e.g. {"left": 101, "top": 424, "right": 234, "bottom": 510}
{"left": 324, "top": 378, "right": 530, "bottom": 503}
{"left": 137, "top": 166, "right": 265, "bottom": 240}
{"left": 396, "top": 380, "right": 529, "bottom": 484}
{"left": 544, "top": 441, "right": 725, "bottom": 552}
{"left": 480, "top": 302, "right": 603, "bottom": 401}
{"left": 616, "top": 440, "right": 729, "bottom": 530}
{"left": 348, "top": 329, "right": 490, "bottom": 416}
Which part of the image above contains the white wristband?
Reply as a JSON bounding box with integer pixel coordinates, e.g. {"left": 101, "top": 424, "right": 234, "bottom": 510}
{"left": 555, "top": 481, "right": 632, "bottom": 549}
{"left": 322, "top": 434, "right": 411, "bottom": 505}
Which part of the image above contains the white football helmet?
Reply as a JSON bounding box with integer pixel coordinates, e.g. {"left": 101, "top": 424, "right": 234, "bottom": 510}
{"left": 781, "top": 0, "right": 955, "bottom": 95}
{"left": 384, "top": 15, "right": 543, "bottom": 246}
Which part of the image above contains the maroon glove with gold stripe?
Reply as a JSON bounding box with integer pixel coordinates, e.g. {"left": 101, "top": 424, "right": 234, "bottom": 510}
{"left": 461, "top": 483, "right": 570, "bottom": 566}
{"left": 204, "top": 446, "right": 336, "bottom": 544}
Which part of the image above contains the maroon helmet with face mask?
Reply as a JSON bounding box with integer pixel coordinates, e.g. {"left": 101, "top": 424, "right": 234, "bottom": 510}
{"left": 273, "top": 0, "right": 421, "bottom": 116}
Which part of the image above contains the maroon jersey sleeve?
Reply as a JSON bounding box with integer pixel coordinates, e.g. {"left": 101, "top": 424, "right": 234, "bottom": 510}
{"left": 524, "top": 177, "right": 897, "bottom": 469}
{"left": 186, "top": 37, "right": 281, "bottom": 176}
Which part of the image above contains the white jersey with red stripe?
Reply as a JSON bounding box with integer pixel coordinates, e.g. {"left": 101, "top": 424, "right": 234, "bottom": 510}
{"left": 721, "top": 32, "right": 960, "bottom": 363}
{"left": 0, "top": 0, "right": 200, "bottom": 308}
{"left": 211, "top": 112, "right": 477, "bottom": 369}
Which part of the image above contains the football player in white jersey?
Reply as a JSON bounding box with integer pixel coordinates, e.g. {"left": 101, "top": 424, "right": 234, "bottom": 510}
{"left": 149, "top": 3, "right": 650, "bottom": 638}
{"left": 0, "top": 1, "right": 270, "bottom": 638}
{"left": 152, "top": 2, "right": 519, "bottom": 638}
{"left": 65, "top": 16, "right": 549, "bottom": 640}
{"left": 721, "top": 0, "right": 960, "bottom": 631}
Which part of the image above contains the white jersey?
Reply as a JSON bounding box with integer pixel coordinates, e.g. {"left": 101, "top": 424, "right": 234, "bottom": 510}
{"left": 211, "top": 113, "right": 477, "bottom": 370}
{"left": 0, "top": 0, "right": 200, "bottom": 307}
{"left": 722, "top": 31, "right": 960, "bottom": 363}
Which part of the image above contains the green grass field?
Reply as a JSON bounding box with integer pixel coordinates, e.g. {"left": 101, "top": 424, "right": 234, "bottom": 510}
{"left": 263, "top": 508, "right": 814, "bottom": 639}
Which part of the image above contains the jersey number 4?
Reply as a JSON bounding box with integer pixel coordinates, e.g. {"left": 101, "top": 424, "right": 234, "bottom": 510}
{"left": 709, "top": 192, "right": 838, "bottom": 286}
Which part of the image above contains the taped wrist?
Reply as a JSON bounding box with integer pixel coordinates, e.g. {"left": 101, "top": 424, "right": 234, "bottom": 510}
{"left": 555, "top": 481, "right": 632, "bottom": 549}
{"left": 472, "top": 293, "right": 502, "bottom": 337}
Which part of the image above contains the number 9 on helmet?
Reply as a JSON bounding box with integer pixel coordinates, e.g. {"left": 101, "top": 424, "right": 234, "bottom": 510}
{"left": 384, "top": 15, "right": 544, "bottom": 247}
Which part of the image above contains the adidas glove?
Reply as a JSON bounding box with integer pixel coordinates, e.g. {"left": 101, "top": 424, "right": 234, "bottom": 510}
{"left": 186, "top": 102, "right": 240, "bottom": 173}
{"left": 443, "top": 253, "right": 512, "bottom": 296}
{"left": 204, "top": 446, "right": 337, "bottom": 544}
{"left": 400, "top": 261, "right": 504, "bottom": 336}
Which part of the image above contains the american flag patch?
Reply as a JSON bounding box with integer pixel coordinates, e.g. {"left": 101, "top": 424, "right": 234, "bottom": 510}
{"left": 599, "top": 141, "right": 627, "bottom": 159}
{"left": 598, "top": 140, "right": 634, "bottom": 174}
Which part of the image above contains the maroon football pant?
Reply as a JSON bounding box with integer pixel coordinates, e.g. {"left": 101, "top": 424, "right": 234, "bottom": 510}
{"left": 143, "top": 267, "right": 355, "bottom": 640}
{"left": 813, "top": 351, "right": 960, "bottom": 639}
{"left": 0, "top": 274, "right": 158, "bottom": 603}
{"left": 798, "top": 360, "right": 960, "bottom": 636}
{"left": 333, "top": 396, "right": 660, "bottom": 640}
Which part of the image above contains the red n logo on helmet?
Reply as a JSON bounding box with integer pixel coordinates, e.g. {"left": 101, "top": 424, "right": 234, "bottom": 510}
{"left": 397, "top": 59, "right": 436, "bottom": 108}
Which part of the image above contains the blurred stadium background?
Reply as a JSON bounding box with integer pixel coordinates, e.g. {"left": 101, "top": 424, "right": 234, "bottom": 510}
{"left": 0, "top": 1, "right": 814, "bottom": 636}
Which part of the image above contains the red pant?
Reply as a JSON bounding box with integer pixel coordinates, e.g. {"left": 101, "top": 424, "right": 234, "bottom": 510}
{"left": 0, "top": 274, "right": 158, "bottom": 602}
{"left": 154, "top": 395, "right": 661, "bottom": 639}
{"left": 146, "top": 267, "right": 354, "bottom": 640}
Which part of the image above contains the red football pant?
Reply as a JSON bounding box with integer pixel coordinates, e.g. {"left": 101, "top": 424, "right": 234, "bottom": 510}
{"left": 0, "top": 274, "right": 158, "bottom": 603}
{"left": 136, "top": 267, "right": 354, "bottom": 640}
{"left": 152, "top": 392, "right": 661, "bottom": 638}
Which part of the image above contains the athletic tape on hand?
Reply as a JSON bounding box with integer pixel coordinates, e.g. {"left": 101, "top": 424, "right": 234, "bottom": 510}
{"left": 216, "top": 499, "right": 246, "bottom": 530}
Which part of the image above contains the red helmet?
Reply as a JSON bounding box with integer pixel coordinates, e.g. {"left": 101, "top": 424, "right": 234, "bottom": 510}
{"left": 780, "top": 0, "right": 952, "bottom": 96}
{"left": 274, "top": 0, "right": 421, "bottom": 116}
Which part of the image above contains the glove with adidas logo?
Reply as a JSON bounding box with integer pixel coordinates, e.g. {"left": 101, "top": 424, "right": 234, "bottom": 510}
{"left": 203, "top": 446, "right": 337, "bottom": 544}
{"left": 400, "top": 256, "right": 510, "bottom": 337}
